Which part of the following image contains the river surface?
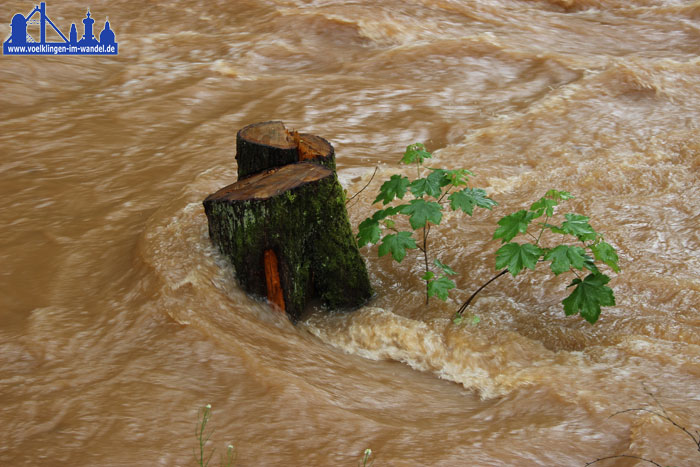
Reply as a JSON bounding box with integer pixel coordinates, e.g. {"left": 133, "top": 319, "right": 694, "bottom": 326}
{"left": 2, "top": 0, "right": 700, "bottom": 465}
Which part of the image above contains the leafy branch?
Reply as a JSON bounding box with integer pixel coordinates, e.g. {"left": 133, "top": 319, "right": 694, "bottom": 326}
{"left": 455, "top": 189, "right": 620, "bottom": 324}
{"left": 356, "top": 145, "right": 620, "bottom": 325}
{"left": 357, "top": 143, "right": 496, "bottom": 305}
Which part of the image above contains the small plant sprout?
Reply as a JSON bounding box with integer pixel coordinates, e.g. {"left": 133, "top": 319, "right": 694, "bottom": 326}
{"left": 195, "top": 404, "right": 236, "bottom": 467}
{"left": 195, "top": 404, "right": 214, "bottom": 467}
{"left": 221, "top": 444, "right": 236, "bottom": 467}
{"left": 357, "top": 143, "right": 496, "bottom": 305}
{"left": 359, "top": 448, "right": 374, "bottom": 467}
{"left": 455, "top": 190, "right": 619, "bottom": 324}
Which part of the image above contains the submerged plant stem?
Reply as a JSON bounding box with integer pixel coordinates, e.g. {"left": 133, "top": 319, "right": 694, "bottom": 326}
{"left": 423, "top": 224, "right": 430, "bottom": 304}
{"left": 456, "top": 269, "right": 508, "bottom": 316}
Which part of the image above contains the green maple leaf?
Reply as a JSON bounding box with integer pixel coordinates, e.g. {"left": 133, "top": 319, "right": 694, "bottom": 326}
{"left": 356, "top": 206, "right": 403, "bottom": 247}
{"left": 493, "top": 210, "right": 536, "bottom": 243}
{"left": 378, "top": 231, "right": 417, "bottom": 262}
{"left": 399, "top": 199, "right": 442, "bottom": 229}
{"left": 374, "top": 174, "right": 410, "bottom": 205}
{"left": 427, "top": 276, "right": 456, "bottom": 301}
{"left": 560, "top": 213, "right": 597, "bottom": 242}
{"left": 541, "top": 222, "right": 567, "bottom": 235}
{"left": 408, "top": 178, "right": 440, "bottom": 199}
{"left": 434, "top": 258, "right": 456, "bottom": 275}
{"left": 422, "top": 271, "right": 435, "bottom": 281}
{"left": 530, "top": 197, "right": 558, "bottom": 218}
{"left": 562, "top": 273, "right": 615, "bottom": 324}
{"left": 444, "top": 168, "right": 473, "bottom": 187}
{"left": 545, "top": 189, "right": 574, "bottom": 201}
{"left": 428, "top": 168, "right": 452, "bottom": 187}
{"left": 591, "top": 241, "right": 620, "bottom": 273}
{"left": 495, "top": 242, "right": 543, "bottom": 276}
{"left": 408, "top": 170, "right": 448, "bottom": 198}
{"left": 401, "top": 143, "right": 432, "bottom": 165}
{"left": 530, "top": 190, "right": 573, "bottom": 218}
{"left": 582, "top": 254, "right": 600, "bottom": 274}
{"left": 544, "top": 245, "right": 587, "bottom": 275}
{"left": 357, "top": 217, "right": 381, "bottom": 247}
{"left": 449, "top": 187, "right": 497, "bottom": 215}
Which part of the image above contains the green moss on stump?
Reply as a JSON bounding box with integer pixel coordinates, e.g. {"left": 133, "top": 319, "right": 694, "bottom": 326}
{"left": 203, "top": 162, "right": 371, "bottom": 321}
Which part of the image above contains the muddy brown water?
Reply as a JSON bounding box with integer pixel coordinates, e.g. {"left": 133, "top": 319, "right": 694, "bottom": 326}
{"left": 2, "top": 0, "right": 700, "bottom": 465}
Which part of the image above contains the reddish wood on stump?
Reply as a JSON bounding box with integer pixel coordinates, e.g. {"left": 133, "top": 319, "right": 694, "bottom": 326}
{"left": 264, "top": 249, "right": 285, "bottom": 312}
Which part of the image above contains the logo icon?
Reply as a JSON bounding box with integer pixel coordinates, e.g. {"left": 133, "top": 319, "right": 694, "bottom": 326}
{"left": 3, "top": 2, "right": 117, "bottom": 56}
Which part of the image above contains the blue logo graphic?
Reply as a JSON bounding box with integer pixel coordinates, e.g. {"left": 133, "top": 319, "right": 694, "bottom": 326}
{"left": 3, "top": 2, "right": 117, "bottom": 56}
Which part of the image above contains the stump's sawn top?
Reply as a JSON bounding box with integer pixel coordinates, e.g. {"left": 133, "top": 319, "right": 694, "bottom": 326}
{"left": 205, "top": 162, "right": 334, "bottom": 203}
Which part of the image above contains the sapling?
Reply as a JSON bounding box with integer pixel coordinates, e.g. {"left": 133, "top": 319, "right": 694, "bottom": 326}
{"left": 356, "top": 143, "right": 496, "bottom": 304}
{"left": 356, "top": 143, "right": 619, "bottom": 324}
{"left": 454, "top": 189, "right": 620, "bottom": 324}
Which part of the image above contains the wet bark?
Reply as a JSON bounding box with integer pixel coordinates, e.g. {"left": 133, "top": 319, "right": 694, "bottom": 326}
{"left": 235, "top": 121, "right": 335, "bottom": 179}
{"left": 204, "top": 127, "right": 371, "bottom": 321}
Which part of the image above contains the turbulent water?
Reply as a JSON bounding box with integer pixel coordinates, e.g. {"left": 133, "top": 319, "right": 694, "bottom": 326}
{"left": 2, "top": 0, "right": 700, "bottom": 465}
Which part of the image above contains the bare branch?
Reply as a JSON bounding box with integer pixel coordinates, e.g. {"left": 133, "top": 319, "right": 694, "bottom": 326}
{"left": 346, "top": 166, "right": 379, "bottom": 206}
{"left": 584, "top": 454, "right": 662, "bottom": 466}
{"left": 589, "top": 385, "right": 700, "bottom": 466}
{"left": 644, "top": 384, "right": 670, "bottom": 420}
{"left": 611, "top": 407, "right": 700, "bottom": 449}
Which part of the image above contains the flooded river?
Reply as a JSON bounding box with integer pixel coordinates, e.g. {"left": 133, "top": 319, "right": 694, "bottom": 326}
{"left": 1, "top": 0, "right": 700, "bottom": 465}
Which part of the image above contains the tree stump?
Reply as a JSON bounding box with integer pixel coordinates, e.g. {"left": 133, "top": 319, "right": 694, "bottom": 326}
{"left": 235, "top": 121, "right": 336, "bottom": 179}
{"left": 204, "top": 123, "right": 372, "bottom": 321}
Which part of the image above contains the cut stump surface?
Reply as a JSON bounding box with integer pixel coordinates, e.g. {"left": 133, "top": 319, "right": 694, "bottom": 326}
{"left": 236, "top": 121, "right": 335, "bottom": 179}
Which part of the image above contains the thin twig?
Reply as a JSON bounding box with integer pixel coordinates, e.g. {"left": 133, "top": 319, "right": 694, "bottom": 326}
{"left": 346, "top": 166, "right": 378, "bottom": 206}
{"left": 644, "top": 383, "right": 691, "bottom": 442}
{"left": 610, "top": 408, "right": 700, "bottom": 450}
{"left": 644, "top": 384, "right": 670, "bottom": 419}
{"left": 437, "top": 185, "right": 453, "bottom": 204}
{"left": 536, "top": 213, "right": 550, "bottom": 245}
{"left": 589, "top": 387, "right": 700, "bottom": 466}
{"left": 584, "top": 454, "right": 662, "bottom": 466}
{"left": 618, "top": 383, "right": 700, "bottom": 450}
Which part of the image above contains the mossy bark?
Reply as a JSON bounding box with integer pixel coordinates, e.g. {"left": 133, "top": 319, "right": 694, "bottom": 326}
{"left": 203, "top": 162, "right": 371, "bottom": 321}
{"left": 236, "top": 121, "right": 335, "bottom": 179}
